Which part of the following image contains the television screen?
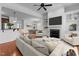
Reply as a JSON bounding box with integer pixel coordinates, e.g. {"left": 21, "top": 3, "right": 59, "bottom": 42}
{"left": 49, "top": 16, "right": 62, "bottom": 25}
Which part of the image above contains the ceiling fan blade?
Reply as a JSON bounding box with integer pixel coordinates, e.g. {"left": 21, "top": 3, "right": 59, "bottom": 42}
{"left": 43, "top": 7, "right": 47, "bottom": 11}
{"left": 33, "top": 5, "right": 40, "bottom": 6}
{"left": 45, "top": 4, "right": 52, "bottom": 6}
{"left": 37, "top": 7, "right": 42, "bottom": 10}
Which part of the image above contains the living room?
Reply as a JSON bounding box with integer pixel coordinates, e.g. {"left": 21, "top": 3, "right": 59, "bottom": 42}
{"left": 0, "top": 3, "right": 79, "bottom": 56}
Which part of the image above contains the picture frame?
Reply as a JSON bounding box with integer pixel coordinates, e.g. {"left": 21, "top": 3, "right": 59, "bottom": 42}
{"left": 69, "top": 24, "right": 77, "bottom": 31}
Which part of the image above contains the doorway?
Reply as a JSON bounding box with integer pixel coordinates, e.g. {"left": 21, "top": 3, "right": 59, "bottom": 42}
{"left": 1, "top": 16, "right": 9, "bottom": 30}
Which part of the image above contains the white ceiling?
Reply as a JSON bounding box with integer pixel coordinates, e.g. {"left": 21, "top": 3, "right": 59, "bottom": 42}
{"left": 18, "top": 3, "right": 75, "bottom": 14}
{"left": 2, "top": 3, "right": 78, "bottom": 20}
{"left": 2, "top": 7, "right": 40, "bottom": 19}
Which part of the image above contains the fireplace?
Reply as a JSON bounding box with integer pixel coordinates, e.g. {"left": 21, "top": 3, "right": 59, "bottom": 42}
{"left": 50, "top": 29, "right": 60, "bottom": 38}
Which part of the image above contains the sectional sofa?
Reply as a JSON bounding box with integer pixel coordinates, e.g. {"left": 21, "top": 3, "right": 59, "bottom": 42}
{"left": 16, "top": 33, "right": 78, "bottom": 56}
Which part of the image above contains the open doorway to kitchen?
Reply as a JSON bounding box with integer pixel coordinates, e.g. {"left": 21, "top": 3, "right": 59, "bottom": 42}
{"left": 1, "top": 15, "right": 9, "bottom": 32}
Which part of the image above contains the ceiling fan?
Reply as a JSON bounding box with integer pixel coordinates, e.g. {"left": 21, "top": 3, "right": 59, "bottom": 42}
{"left": 33, "top": 3, "right": 52, "bottom": 11}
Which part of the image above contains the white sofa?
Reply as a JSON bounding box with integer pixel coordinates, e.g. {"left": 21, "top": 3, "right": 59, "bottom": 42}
{"left": 16, "top": 33, "right": 78, "bottom": 56}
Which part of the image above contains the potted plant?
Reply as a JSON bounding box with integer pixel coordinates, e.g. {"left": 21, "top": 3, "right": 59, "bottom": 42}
{"left": 7, "top": 23, "right": 14, "bottom": 29}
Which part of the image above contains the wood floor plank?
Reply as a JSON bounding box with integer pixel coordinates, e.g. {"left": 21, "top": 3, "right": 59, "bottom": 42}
{"left": 0, "top": 40, "right": 22, "bottom": 56}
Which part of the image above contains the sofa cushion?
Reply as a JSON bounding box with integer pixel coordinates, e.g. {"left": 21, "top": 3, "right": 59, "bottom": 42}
{"left": 49, "top": 41, "right": 64, "bottom": 56}
{"left": 33, "top": 38, "right": 46, "bottom": 45}
{"left": 45, "top": 41, "right": 58, "bottom": 53}
{"left": 32, "top": 40, "right": 49, "bottom": 56}
{"left": 24, "top": 36, "right": 32, "bottom": 45}
{"left": 20, "top": 35, "right": 31, "bottom": 45}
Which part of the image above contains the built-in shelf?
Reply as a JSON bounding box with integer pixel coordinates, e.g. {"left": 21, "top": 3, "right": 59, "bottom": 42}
{"left": 42, "top": 12, "right": 49, "bottom": 36}
{"left": 66, "top": 11, "right": 79, "bottom": 31}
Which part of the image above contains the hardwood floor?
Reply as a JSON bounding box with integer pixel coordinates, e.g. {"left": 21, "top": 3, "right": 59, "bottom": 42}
{"left": 0, "top": 40, "right": 22, "bottom": 56}
{"left": 77, "top": 46, "right": 79, "bottom": 55}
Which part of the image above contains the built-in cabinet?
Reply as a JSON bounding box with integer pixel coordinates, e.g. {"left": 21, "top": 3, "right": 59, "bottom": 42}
{"left": 65, "top": 10, "right": 79, "bottom": 32}
{"left": 42, "top": 12, "right": 49, "bottom": 36}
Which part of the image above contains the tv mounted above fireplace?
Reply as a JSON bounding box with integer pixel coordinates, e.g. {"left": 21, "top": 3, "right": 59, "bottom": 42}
{"left": 49, "top": 16, "right": 62, "bottom": 25}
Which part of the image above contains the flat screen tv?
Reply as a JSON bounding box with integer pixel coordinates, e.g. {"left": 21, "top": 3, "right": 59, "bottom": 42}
{"left": 49, "top": 16, "right": 62, "bottom": 25}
